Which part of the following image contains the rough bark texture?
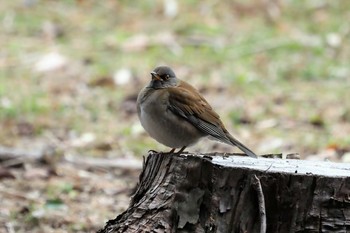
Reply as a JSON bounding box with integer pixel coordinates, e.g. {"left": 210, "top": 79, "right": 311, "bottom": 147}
{"left": 98, "top": 152, "right": 350, "bottom": 233}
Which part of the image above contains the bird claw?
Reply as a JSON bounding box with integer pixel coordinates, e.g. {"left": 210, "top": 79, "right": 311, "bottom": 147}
{"left": 148, "top": 149, "right": 159, "bottom": 155}
{"left": 148, "top": 147, "right": 188, "bottom": 155}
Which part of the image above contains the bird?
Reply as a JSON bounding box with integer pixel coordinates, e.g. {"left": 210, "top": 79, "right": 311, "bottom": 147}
{"left": 137, "top": 66, "right": 257, "bottom": 158}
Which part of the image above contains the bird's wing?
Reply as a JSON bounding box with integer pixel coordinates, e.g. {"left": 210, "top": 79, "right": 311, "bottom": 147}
{"left": 168, "top": 81, "right": 257, "bottom": 158}
{"left": 167, "top": 81, "right": 230, "bottom": 142}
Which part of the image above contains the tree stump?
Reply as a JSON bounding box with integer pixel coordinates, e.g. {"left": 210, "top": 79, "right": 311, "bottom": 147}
{"left": 98, "top": 152, "right": 350, "bottom": 233}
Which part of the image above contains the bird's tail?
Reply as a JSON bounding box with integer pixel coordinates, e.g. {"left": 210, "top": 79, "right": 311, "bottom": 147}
{"left": 227, "top": 134, "right": 257, "bottom": 158}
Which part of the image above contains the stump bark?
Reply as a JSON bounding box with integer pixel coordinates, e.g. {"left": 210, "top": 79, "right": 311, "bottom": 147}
{"left": 98, "top": 152, "right": 350, "bottom": 233}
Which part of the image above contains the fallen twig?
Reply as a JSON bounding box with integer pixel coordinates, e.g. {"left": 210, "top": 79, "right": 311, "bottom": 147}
{"left": 0, "top": 146, "right": 142, "bottom": 170}
{"left": 64, "top": 154, "right": 142, "bottom": 170}
{"left": 0, "top": 146, "right": 45, "bottom": 161}
{"left": 0, "top": 187, "right": 42, "bottom": 203}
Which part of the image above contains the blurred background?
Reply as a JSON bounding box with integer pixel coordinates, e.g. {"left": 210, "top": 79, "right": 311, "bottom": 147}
{"left": 1, "top": 0, "right": 350, "bottom": 232}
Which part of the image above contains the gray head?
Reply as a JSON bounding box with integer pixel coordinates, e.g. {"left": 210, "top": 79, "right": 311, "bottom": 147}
{"left": 148, "top": 66, "right": 178, "bottom": 89}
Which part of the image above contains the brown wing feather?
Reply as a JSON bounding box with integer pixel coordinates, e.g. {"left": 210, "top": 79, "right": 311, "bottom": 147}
{"left": 168, "top": 80, "right": 226, "bottom": 130}
{"left": 167, "top": 80, "right": 257, "bottom": 158}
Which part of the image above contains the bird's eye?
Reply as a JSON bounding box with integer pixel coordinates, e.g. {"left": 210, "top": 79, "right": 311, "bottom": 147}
{"left": 163, "top": 75, "right": 170, "bottom": 80}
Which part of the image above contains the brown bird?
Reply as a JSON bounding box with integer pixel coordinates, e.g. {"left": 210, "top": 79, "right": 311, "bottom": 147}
{"left": 137, "top": 66, "right": 257, "bottom": 158}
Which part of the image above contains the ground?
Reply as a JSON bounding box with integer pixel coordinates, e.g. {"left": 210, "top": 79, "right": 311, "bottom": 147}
{"left": 0, "top": 1, "right": 349, "bottom": 232}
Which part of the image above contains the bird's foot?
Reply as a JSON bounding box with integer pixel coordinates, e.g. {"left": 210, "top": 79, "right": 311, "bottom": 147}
{"left": 149, "top": 147, "right": 188, "bottom": 155}
{"left": 148, "top": 149, "right": 159, "bottom": 155}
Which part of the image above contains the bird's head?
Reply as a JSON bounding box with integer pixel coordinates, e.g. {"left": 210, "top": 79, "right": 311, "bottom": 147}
{"left": 148, "top": 66, "right": 178, "bottom": 89}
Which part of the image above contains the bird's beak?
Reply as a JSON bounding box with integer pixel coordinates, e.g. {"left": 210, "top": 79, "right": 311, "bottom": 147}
{"left": 150, "top": 71, "right": 161, "bottom": 81}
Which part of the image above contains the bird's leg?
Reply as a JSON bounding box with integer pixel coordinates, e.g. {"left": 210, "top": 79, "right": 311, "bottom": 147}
{"left": 166, "top": 147, "right": 186, "bottom": 154}
{"left": 176, "top": 146, "right": 187, "bottom": 154}
{"left": 168, "top": 148, "right": 176, "bottom": 153}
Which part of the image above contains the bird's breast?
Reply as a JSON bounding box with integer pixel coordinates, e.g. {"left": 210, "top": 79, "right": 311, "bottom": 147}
{"left": 137, "top": 88, "right": 204, "bottom": 148}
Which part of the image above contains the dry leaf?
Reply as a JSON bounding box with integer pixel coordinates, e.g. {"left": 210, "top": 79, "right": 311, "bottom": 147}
{"left": 34, "top": 52, "right": 68, "bottom": 73}
{"left": 0, "top": 167, "right": 15, "bottom": 180}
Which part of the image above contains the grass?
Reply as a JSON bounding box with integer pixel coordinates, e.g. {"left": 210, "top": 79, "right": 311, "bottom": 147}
{"left": 0, "top": 1, "right": 350, "bottom": 231}
{"left": 0, "top": 1, "right": 349, "bottom": 153}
